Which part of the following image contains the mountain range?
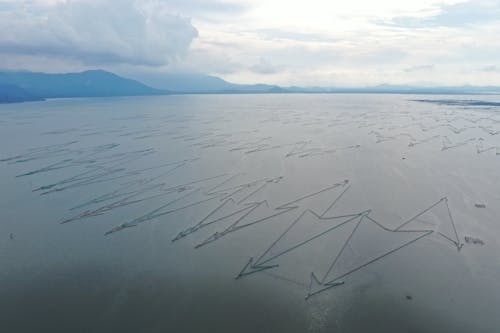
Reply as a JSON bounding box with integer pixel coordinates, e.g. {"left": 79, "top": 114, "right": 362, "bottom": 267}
{"left": 1, "top": 69, "right": 500, "bottom": 104}
{"left": 0, "top": 70, "right": 164, "bottom": 103}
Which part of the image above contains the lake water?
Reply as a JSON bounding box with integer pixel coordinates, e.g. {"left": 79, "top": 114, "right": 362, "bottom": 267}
{"left": 1, "top": 94, "right": 500, "bottom": 332}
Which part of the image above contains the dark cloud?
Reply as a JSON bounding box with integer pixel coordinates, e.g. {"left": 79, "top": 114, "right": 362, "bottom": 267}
{"left": 404, "top": 64, "right": 435, "bottom": 73}
{"left": 250, "top": 57, "right": 280, "bottom": 74}
{"left": 0, "top": 0, "right": 198, "bottom": 67}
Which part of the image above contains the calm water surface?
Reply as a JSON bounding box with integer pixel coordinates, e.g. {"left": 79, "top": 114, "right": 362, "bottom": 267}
{"left": 1, "top": 94, "right": 499, "bottom": 332}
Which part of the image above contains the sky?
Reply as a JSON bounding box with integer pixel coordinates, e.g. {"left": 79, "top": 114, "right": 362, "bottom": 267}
{"left": 1, "top": 0, "right": 500, "bottom": 86}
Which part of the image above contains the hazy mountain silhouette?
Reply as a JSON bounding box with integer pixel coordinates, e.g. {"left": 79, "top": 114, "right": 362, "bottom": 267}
{"left": 0, "top": 83, "right": 44, "bottom": 103}
{"left": 2, "top": 69, "right": 500, "bottom": 104}
{"left": 135, "top": 72, "right": 283, "bottom": 93}
{"left": 0, "top": 70, "right": 166, "bottom": 102}
{"left": 135, "top": 72, "right": 500, "bottom": 95}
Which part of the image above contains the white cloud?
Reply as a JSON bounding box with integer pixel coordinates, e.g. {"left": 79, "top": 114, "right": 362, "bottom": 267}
{"left": 2, "top": 0, "right": 500, "bottom": 86}
{"left": 184, "top": 0, "right": 500, "bottom": 86}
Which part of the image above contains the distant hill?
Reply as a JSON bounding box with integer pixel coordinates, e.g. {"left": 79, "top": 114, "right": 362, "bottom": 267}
{"left": 0, "top": 83, "right": 44, "bottom": 103}
{"left": 2, "top": 69, "right": 500, "bottom": 104}
{"left": 133, "top": 72, "right": 283, "bottom": 93}
{"left": 285, "top": 84, "right": 500, "bottom": 94}
{"left": 0, "top": 70, "right": 166, "bottom": 103}
{"left": 133, "top": 72, "right": 500, "bottom": 95}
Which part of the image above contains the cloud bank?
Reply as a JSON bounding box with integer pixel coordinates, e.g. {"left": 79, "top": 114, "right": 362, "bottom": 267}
{"left": 0, "top": 0, "right": 198, "bottom": 67}
{"left": 2, "top": 0, "right": 500, "bottom": 86}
